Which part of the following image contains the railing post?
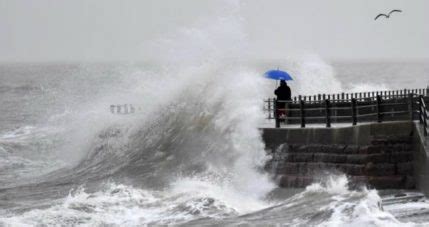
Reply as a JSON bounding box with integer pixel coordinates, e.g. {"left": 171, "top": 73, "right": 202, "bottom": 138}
{"left": 424, "top": 107, "right": 428, "bottom": 136}
{"left": 376, "top": 95, "right": 382, "bottom": 123}
{"left": 268, "top": 98, "right": 272, "bottom": 119}
{"left": 352, "top": 98, "right": 357, "bottom": 126}
{"left": 426, "top": 85, "right": 429, "bottom": 96}
{"left": 325, "top": 99, "right": 331, "bottom": 128}
{"left": 408, "top": 93, "right": 414, "bottom": 121}
{"left": 419, "top": 95, "right": 428, "bottom": 136}
{"left": 420, "top": 95, "right": 424, "bottom": 124}
{"left": 300, "top": 100, "right": 305, "bottom": 128}
{"left": 274, "top": 98, "right": 280, "bottom": 128}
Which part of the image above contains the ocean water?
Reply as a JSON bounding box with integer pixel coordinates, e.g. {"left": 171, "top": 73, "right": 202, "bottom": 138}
{"left": 1, "top": 6, "right": 429, "bottom": 225}
{"left": 0, "top": 60, "right": 428, "bottom": 226}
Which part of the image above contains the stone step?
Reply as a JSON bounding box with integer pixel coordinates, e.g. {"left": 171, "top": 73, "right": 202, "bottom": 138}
{"left": 276, "top": 175, "right": 415, "bottom": 189}
{"left": 271, "top": 152, "right": 413, "bottom": 164}
{"left": 282, "top": 144, "right": 412, "bottom": 155}
{"left": 370, "top": 136, "right": 412, "bottom": 145}
{"left": 270, "top": 162, "right": 413, "bottom": 176}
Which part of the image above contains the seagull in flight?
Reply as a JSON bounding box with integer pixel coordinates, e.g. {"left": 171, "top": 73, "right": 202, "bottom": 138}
{"left": 375, "top": 9, "right": 402, "bottom": 20}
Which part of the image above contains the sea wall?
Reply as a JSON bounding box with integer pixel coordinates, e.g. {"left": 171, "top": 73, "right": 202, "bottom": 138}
{"left": 262, "top": 121, "right": 428, "bottom": 190}
{"left": 412, "top": 122, "right": 429, "bottom": 195}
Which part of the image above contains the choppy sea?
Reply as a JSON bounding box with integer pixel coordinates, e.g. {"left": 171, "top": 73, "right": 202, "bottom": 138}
{"left": 0, "top": 60, "right": 428, "bottom": 226}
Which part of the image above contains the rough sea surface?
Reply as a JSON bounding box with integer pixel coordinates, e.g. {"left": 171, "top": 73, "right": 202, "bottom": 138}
{"left": 0, "top": 60, "right": 428, "bottom": 226}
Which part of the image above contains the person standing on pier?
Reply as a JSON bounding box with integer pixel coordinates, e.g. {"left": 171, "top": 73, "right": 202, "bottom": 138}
{"left": 274, "top": 80, "right": 292, "bottom": 119}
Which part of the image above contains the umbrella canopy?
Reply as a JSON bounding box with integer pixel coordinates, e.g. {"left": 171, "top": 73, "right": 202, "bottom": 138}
{"left": 264, "top": 69, "right": 293, "bottom": 81}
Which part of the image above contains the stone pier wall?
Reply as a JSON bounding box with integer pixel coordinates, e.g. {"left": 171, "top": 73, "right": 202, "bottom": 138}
{"left": 412, "top": 122, "right": 429, "bottom": 195}
{"left": 262, "top": 121, "right": 426, "bottom": 190}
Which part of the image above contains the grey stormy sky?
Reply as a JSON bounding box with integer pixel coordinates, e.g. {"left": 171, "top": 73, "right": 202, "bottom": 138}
{"left": 0, "top": 0, "right": 428, "bottom": 62}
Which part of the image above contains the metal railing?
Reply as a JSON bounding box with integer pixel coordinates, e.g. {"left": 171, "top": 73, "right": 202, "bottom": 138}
{"left": 289, "top": 87, "right": 429, "bottom": 103}
{"left": 419, "top": 95, "right": 428, "bottom": 136}
{"left": 264, "top": 87, "right": 429, "bottom": 131}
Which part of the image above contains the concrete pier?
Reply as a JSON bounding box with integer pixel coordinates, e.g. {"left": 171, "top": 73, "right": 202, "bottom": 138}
{"left": 262, "top": 121, "right": 429, "bottom": 191}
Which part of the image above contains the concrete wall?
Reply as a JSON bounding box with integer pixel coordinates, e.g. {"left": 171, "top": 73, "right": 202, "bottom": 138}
{"left": 412, "top": 122, "right": 429, "bottom": 195}
{"left": 261, "top": 121, "right": 414, "bottom": 150}
{"left": 261, "top": 121, "right": 428, "bottom": 190}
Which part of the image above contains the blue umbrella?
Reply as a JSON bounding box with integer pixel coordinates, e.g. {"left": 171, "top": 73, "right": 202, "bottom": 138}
{"left": 264, "top": 69, "right": 293, "bottom": 81}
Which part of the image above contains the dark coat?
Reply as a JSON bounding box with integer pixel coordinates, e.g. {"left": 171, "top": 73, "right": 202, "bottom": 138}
{"left": 275, "top": 85, "right": 291, "bottom": 101}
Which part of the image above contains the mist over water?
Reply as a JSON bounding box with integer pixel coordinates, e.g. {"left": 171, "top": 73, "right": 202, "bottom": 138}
{"left": 1, "top": 6, "right": 275, "bottom": 225}
{"left": 1, "top": 3, "right": 429, "bottom": 226}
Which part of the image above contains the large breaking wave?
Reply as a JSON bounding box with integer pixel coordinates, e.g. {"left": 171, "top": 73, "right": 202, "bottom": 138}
{"left": 1, "top": 4, "right": 278, "bottom": 225}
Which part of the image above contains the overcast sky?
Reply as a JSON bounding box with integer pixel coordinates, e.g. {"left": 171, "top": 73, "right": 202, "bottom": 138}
{"left": 1, "top": 0, "right": 428, "bottom": 62}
